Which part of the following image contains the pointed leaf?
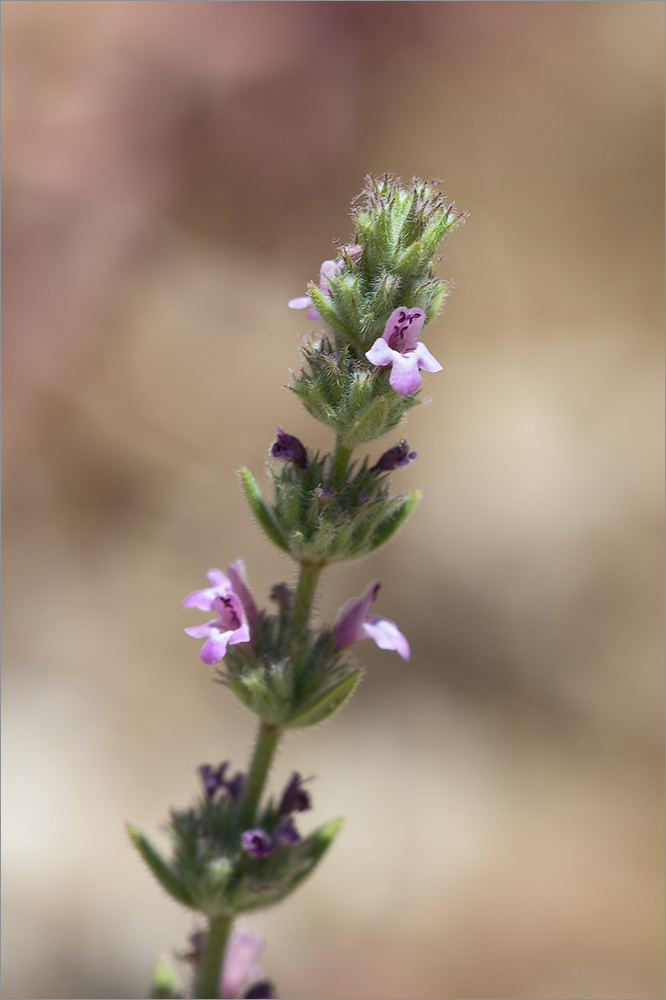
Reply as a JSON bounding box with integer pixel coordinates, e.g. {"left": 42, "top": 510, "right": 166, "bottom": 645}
{"left": 231, "top": 818, "right": 344, "bottom": 913}
{"left": 240, "top": 468, "right": 289, "bottom": 553}
{"left": 342, "top": 395, "right": 389, "bottom": 448}
{"left": 284, "top": 671, "right": 361, "bottom": 729}
{"left": 126, "top": 824, "right": 197, "bottom": 909}
{"left": 368, "top": 490, "right": 420, "bottom": 552}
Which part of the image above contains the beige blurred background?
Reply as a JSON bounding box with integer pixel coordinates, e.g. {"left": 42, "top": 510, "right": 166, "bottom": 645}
{"left": 2, "top": 3, "right": 664, "bottom": 999}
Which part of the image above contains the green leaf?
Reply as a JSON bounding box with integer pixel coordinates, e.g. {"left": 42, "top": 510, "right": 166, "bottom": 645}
{"left": 127, "top": 824, "right": 197, "bottom": 909}
{"left": 240, "top": 468, "right": 289, "bottom": 553}
{"left": 284, "top": 670, "right": 361, "bottom": 729}
{"left": 341, "top": 395, "right": 389, "bottom": 448}
{"left": 368, "top": 490, "right": 420, "bottom": 552}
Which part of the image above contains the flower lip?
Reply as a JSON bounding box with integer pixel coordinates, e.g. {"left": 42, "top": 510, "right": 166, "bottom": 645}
{"left": 334, "top": 581, "right": 410, "bottom": 661}
{"left": 385, "top": 307, "right": 425, "bottom": 352}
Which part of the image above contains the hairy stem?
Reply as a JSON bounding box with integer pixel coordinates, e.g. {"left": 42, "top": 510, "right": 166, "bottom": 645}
{"left": 331, "top": 437, "right": 353, "bottom": 489}
{"left": 291, "top": 561, "right": 323, "bottom": 637}
{"left": 238, "top": 721, "right": 282, "bottom": 833}
{"left": 195, "top": 914, "right": 233, "bottom": 999}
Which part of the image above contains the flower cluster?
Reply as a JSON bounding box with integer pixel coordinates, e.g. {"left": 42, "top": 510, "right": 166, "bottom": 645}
{"left": 130, "top": 174, "right": 463, "bottom": 1000}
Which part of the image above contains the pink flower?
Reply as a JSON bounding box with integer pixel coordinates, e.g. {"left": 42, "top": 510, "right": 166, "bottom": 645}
{"left": 365, "top": 307, "right": 442, "bottom": 396}
{"left": 288, "top": 246, "right": 362, "bottom": 320}
{"left": 183, "top": 561, "right": 257, "bottom": 665}
{"left": 220, "top": 928, "right": 265, "bottom": 999}
{"left": 334, "top": 582, "right": 410, "bottom": 661}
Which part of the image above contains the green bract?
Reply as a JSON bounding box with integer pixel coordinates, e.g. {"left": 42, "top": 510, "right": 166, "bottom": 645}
{"left": 241, "top": 455, "right": 420, "bottom": 565}
{"left": 221, "top": 611, "right": 361, "bottom": 728}
{"left": 291, "top": 339, "right": 420, "bottom": 447}
{"left": 128, "top": 799, "right": 342, "bottom": 920}
{"left": 301, "top": 173, "right": 464, "bottom": 354}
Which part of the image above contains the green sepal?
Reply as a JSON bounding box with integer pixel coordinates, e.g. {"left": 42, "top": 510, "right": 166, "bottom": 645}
{"left": 229, "top": 818, "right": 344, "bottom": 913}
{"left": 290, "top": 340, "right": 419, "bottom": 445}
{"left": 284, "top": 670, "right": 361, "bottom": 729}
{"left": 368, "top": 489, "right": 420, "bottom": 552}
{"left": 127, "top": 824, "right": 196, "bottom": 910}
{"left": 240, "top": 467, "right": 289, "bottom": 553}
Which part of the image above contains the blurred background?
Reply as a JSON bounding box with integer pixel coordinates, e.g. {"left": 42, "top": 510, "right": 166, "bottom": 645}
{"left": 2, "top": 2, "right": 664, "bottom": 999}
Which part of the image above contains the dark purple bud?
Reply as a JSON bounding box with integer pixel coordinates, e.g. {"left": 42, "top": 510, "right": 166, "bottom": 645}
{"left": 181, "top": 929, "right": 206, "bottom": 965}
{"left": 241, "top": 828, "right": 274, "bottom": 858}
{"left": 270, "top": 583, "right": 292, "bottom": 611}
{"left": 198, "top": 763, "right": 228, "bottom": 799}
{"left": 274, "top": 816, "right": 301, "bottom": 846}
{"left": 244, "top": 981, "right": 276, "bottom": 999}
{"left": 278, "top": 773, "right": 311, "bottom": 815}
{"left": 270, "top": 428, "right": 308, "bottom": 470}
{"left": 370, "top": 440, "right": 417, "bottom": 474}
{"left": 225, "top": 771, "right": 244, "bottom": 803}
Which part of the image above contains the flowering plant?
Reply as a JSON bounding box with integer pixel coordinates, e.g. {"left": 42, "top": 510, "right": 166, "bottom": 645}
{"left": 129, "top": 174, "right": 464, "bottom": 999}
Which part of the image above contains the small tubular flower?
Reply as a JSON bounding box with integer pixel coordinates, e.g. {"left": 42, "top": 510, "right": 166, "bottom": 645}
{"left": 183, "top": 564, "right": 253, "bottom": 665}
{"left": 221, "top": 928, "right": 265, "bottom": 1000}
{"left": 365, "top": 307, "right": 442, "bottom": 396}
{"left": 288, "top": 246, "right": 361, "bottom": 319}
{"left": 270, "top": 427, "right": 308, "bottom": 470}
{"left": 334, "top": 582, "right": 410, "bottom": 661}
{"left": 371, "top": 439, "right": 417, "bottom": 474}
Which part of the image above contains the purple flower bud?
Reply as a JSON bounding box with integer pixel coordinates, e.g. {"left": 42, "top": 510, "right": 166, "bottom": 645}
{"left": 273, "top": 816, "right": 301, "bottom": 846}
{"left": 371, "top": 440, "right": 417, "bottom": 474}
{"left": 270, "top": 583, "right": 292, "bottom": 611}
{"left": 270, "top": 428, "right": 308, "bottom": 470}
{"left": 244, "top": 981, "right": 276, "bottom": 999}
{"left": 278, "top": 773, "right": 311, "bottom": 815}
{"left": 241, "top": 829, "right": 274, "bottom": 859}
{"left": 198, "top": 763, "right": 228, "bottom": 799}
{"left": 225, "top": 772, "right": 244, "bottom": 803}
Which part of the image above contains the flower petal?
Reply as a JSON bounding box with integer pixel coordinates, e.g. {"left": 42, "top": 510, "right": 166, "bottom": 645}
{"left": 221, "top": 928, "right": 265, "bottom": 1000}
{"left": 199, "top": 629, "right": 234, "bottom": 664}
{"left": 227, "top": 559, "right": 260, "bottom": 629}
{"left": 288, "top": 296, "right": 312, "bottom": 310}
{"left": 207, "top": 568, "right": 228, "bottom": 587}
{"left": 363, "top": 615, "right": 410, "bottom": 661}
{"left": 365, "top": 338, "right": 396, "bottom": 367}
{"left": 184, "top": 621, "right": 217, "bottom": 639}
{"left": 388, "top": 352, "right": 422, "bottom": 396}
{"left": 413, "top": 341, "right": 443, "bottom": 373}
{"left": 384, "top": 307, "right": 425, "bottom": 352}
{"left": 334, "top": 582, "right": 381, "bottom": 649}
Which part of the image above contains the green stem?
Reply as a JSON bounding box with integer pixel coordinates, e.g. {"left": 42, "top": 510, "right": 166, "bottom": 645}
{"left": 331, "top": 437, "right": 353, "bottom": 489}
{"left": 238, "top": 721, "right": 282, "bottom": 832}
{"left": 195, "top": 914, "right": 233, "bottom": 999}
{"left": 291, "top": 561, "right": 322, "bottom": 637}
